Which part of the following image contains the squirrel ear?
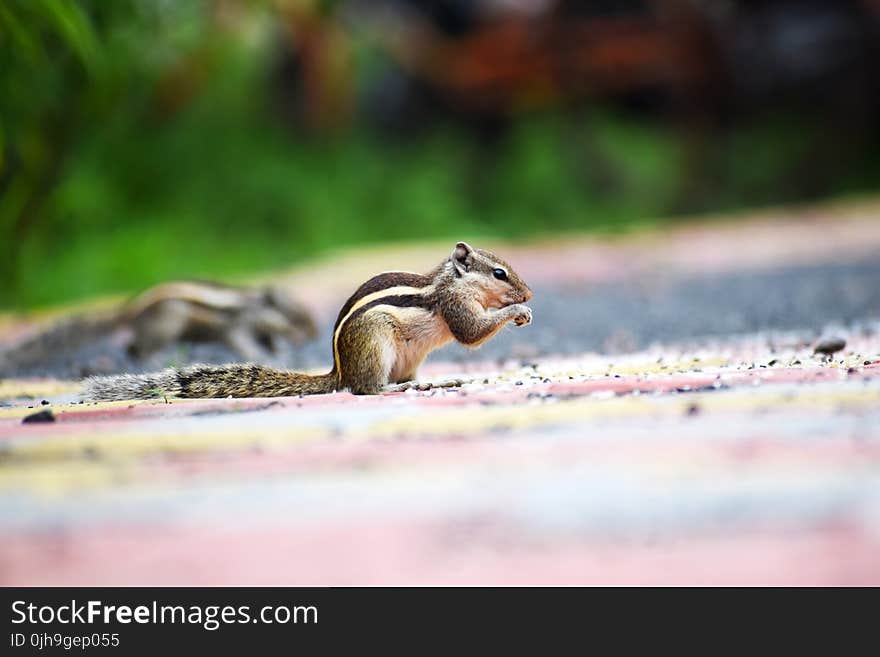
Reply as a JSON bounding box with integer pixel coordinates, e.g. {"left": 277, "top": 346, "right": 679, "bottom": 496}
{"left": 452, "top": 241, "right": 473, "bottom": 261}
{"left": 451, "top": 242, "right": 473, "bottom": 274}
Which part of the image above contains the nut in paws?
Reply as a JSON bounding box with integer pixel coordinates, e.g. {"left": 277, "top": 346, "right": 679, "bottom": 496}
{"left": 513, "top": 306, "right": 532, "bottom": 326}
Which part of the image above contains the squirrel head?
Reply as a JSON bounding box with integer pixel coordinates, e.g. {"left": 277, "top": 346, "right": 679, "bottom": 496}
{"left": 449, "top": 241, "right": 533, "bottom": 309}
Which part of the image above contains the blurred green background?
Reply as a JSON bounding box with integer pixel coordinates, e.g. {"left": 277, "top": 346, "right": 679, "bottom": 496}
{"left": 2, "top": 0, "right": 880, "bottom": 310}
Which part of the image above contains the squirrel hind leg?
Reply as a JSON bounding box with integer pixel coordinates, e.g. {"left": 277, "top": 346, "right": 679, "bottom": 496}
{"left": 337, "top": 315, "right": 395, "bottom": 395}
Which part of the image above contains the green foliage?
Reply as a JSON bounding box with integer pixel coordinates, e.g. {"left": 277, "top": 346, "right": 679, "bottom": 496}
{"left": 12, "top": 79, "right": 687, "bottom": 308}
{"left": 2, "top": 3, "right": 879, "bottom": 311}
{"left": 1, "top": 2, "right": 686, "bottom": 310}
{"left": 0, "top": 0, "right": 227, "bottom": 308}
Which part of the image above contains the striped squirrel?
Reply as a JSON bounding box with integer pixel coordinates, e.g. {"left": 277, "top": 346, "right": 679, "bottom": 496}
{"left": 119, "top": 280, "right": 317, "bottom": 360}
{"left": 85, "top": 242, "right": 533, "bottom": 400}
{"left": 1, "top": 281, "right": 317, "bottom": 375}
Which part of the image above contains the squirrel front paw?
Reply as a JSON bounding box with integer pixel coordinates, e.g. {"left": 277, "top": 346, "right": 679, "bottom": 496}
{"left": 510, "top": 305, "right": 532, "bottom": 327}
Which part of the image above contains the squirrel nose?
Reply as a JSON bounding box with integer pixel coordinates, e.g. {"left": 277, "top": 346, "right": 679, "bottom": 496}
{"left": 523, "top": 287, "right": 533, "bottom": 302}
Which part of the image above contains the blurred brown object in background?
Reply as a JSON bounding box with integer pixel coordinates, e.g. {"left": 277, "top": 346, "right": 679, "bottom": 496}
{"left": 347, "top": 0, "right": 720, "bottom": 131}
{"left": 341, "top": 0, "right": 880, "bottom": 129}
{"left": 272, "top": 0, "right": 355, "bottom": 133}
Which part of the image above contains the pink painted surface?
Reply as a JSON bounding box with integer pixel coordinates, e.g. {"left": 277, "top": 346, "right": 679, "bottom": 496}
{"left": 1, "top": 342, "right": 879, "bottom": 586}
{"left": 3, "top": 522, "right": 877, "bottom": 586}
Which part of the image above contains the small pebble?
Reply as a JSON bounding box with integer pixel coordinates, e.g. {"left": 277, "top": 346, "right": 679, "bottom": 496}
{"left": 40, "top": 399, "right": 50, "bottom": 406}
{"left": 813, "top": 337, "right": 846, "bottom": 355}
{"left": 23, "top": 409, "right": 55, "bottom": 424}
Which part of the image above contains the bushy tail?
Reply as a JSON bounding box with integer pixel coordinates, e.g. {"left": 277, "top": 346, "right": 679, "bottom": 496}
{"left": 84, "top": 364, "right": 338, "bottom": 401}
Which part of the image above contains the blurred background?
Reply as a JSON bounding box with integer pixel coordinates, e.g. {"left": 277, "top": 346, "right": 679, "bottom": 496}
{"left": 2, "top": 0, "right": 880, "bottom": 311}
{"left": 3, "top": 1, "right": 880, "bottom": 589}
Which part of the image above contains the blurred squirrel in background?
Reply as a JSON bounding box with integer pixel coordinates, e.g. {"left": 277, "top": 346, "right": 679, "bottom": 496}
{"left": 0, "top": 281, "right": 318, "bottom": 374}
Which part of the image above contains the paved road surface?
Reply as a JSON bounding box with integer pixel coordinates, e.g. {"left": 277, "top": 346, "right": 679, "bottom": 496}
{"left": 1, "top": 202, "right": 879, "bottom": 584}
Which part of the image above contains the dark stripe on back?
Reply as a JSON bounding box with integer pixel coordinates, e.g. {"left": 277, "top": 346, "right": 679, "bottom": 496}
{"left": 337, "top": 293, "right": 435, "bottom": 334}
{"left": 333, "top": 272, "right": 432, "bottom": 331}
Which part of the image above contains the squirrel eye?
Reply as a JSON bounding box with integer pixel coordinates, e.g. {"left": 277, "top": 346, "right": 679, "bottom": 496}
{"left": 492, "top": 268, "right": 508, "bottom": 281}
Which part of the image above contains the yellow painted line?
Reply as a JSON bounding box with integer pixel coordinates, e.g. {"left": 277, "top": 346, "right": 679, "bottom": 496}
{"left": 0, "top": 461, "right": 142, "bottom": 497}
{"left": 5, "top": 381, "right": 878, "bottom": 465}
{"left": 0, "top": 379, "right": 81, "bottom": 400}
{"left": 1, "top": 386, "right": 877, "bottom": 497}
{"left": 594, "top": 357, "right": 730, "bottom": 376}
{"left": 2, "top": 423, "right": 328, "bottom": 462}
{"left": 0, "top": 426, "right": 330, "bottom": 495}
{"left": 2, "top": 401, "right": 158, "bottom": 420}
{"left": 365, "top": 387, "right": 880, "bottom": 440}
{"left": 0, "top": 396, "right": 227, "bottom": 420}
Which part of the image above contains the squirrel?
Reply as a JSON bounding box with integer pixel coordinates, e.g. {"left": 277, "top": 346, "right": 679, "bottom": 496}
{"left": 119, "top": 280, "right": 317, "bottom": 360}
{"left": 0, "top": 281, "right": 318, "bottom": 375}
{"left": 84, "top": 241, "right": 533, "bottom": 401}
